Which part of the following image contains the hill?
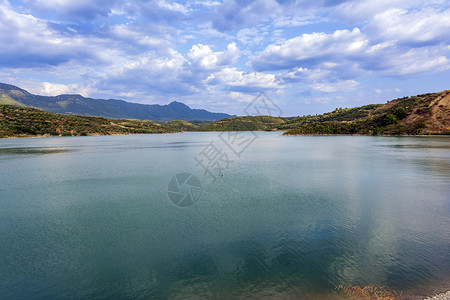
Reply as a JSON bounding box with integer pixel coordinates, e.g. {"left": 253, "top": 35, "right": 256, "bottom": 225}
{"left": 0, "top": 105, "right": 177, "bottom": 138}
{"left": 0, "top": 83, "right": 232, "bottom": 121}
{"left": 163, "top": 120, "right": 199, "bottom": 131}
{"left": 2, "top": 89, "right": 448, "bottom": 138}
{"left": 283, "top": 91, "right": 450, "bottom": 136}
{"left": 197, "top": 116, "right": 286, "bottom": 131}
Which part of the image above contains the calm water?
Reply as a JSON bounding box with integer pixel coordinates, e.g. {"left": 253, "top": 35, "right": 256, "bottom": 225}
{"left": 0, "top": 133, "right": 449, "bottom": 299}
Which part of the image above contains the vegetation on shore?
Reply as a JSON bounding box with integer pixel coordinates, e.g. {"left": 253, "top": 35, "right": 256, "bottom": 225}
{"left": 162, "top": 120, "right": 199, "bottom": 131}
{"left": 0, "top": 105, "right": 177, "bottom": 138}
{"left": 335, "top": 284, "right": 402, "bottom": 300}
{"left": 1, "top": 90, "right": 449, "bottom": 138}
{"left": 283, "top": 91, "right": 450, "bottom": 136}
{"left": 180, "top": 90, "right": 449, "bottom": 135}
{"left": 197, "top": 115, "right": 286, "bottom": 131}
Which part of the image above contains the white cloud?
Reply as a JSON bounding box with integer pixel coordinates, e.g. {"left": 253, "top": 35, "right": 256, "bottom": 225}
{"left": 0, "top": 3, "right": 103, "bottom": 67}
{"left": 206, "top": 67, "right": 284, "bottom": 92}
{"left": 229, "top": 91, "right": 256, "bottom": 103}
{"left": 1, "top": 0, "right": 450, "bottom": 116}
{"left": 188, "top": 43, "right": 240, "bottom": 71}
{"left": 22, "top": 0, "right": 121, "bottom": 20}
{"left": 379, "top": 48, "right": 450, "bottom": 76}
{"left": 252, "top": 28, "right": 368, "bottom": 71}
{"left": 237, "top": 28, "right": 264, "bottom": 45}
{"left": 111, "top": 24, "right": 172, "bottom": 49}
{"left": 253, "top": 15, "right": 450, "bottom": 79}
{"left": 311, "top": 80, "right": 359, "bottom": 93}
{"left": 313, "top": 97, "right": 331, "bottom": 104}
{"left": 272, "top": 15, "right": 318, "bottom": 28}
{"left": 156, "top": 0, "right": 190, "bottom": 14}
{"left": 367, "top": 8, "right": 450, "bottom": 46}
{"left": 38, "top": 82, "right": 91, "bottom": 97}
{"left": 334, "top": 0, "right": 422, "bottom": 23}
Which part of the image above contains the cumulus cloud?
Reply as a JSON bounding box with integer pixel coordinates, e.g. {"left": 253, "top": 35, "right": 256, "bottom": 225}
{"left": 22, "top": 0, "right": 122, "bottom": 21}
{"left": 373, "top": 48, "right": 450, "bottom": 76}
{"left": 96, "top": 43, "right": 242, "bottom": 99}
{"left": 0, "top": 3, "right": 100, "bottom": 67}
{"left": 187, "top": 43, "right": 240, "bottom": 71}
{"left": 282, "top": 64, "right": 361, "bottom": 93}
{"left": 366, "top": 8, "right": 450, "bottom": 46}
{"left": 1, "top": 0, "right": 450, "bottom": 114}
{"left": 108, "top": 23, "right": 174, "bottom": 52}
{"left": 206, "top": 68, "right": 284, "bottom": 92}
{"left": 253, "top": 14, "right": 450, "bottom": 78}
{"left": 96, "top": 50, "right": 197, "bottom": 97}
{"left": 38, "top": 82, "right": 91, "bottom": 97}
{"left": 311, "top": 80, "right": 359, "bottom": 93}
{"left": 333, "top": 0, "right": 423, "bottom": 23}
{"left": 22, "top": 0, "right": 192, "bottom": 22}
{"left": 212, "top": 0, "right": 279, "bottom": 31}
{"left": 252, "top": 28, "right": 368, "bottom": 71}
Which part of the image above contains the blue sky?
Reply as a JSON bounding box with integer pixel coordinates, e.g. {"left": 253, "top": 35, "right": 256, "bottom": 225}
{"left": 1, "top": 0, "right": 449, "bottom": 116}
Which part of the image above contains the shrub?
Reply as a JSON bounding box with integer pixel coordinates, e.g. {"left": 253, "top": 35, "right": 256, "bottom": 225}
{"left": 336, "top": 284, "right": 402, "bottom": 300}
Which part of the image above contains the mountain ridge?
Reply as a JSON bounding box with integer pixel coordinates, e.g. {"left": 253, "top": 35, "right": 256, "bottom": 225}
{"left": 0, "top": 83, "right": 232, "bottom": 121}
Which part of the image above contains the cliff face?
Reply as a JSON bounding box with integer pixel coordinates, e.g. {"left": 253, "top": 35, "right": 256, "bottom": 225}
{"left": 421, "top": 90, "right": 450, "bottom": 134}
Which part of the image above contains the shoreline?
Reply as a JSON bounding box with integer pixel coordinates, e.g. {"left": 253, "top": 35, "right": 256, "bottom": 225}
{"left": 401, "top": 278, "right": 450, "bottom": 300}
{"left": 404, "top": 291, "right": 450, "bottom": 300}
{"left": 1, "top": 131, "right": 450, "bottom": 139}
{"left": 0, "top": 131, "right": 178, "bottom": 139}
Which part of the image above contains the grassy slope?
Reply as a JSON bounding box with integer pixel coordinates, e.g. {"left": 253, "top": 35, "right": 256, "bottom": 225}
{"left": 0, "top": 105, "right": 177, "bottom": 138}
{"left": 197, "top": 116, "right": 286, "bottom": 131}
{"left": 0, "top": 93, "right": 25, "bottom": 106}
{"left": 283, "top": 91, "right": 450, "bottom": 136}
{"left": 163, "top": 120, "right": 199, "bottom": 131}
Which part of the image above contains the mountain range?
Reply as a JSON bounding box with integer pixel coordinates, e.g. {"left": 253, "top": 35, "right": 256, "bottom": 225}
{"left": 0, "top": 83, "right": 232, "bottom": 121}
{"left": 1, "top": 83, "right": 449, "bottom": 138}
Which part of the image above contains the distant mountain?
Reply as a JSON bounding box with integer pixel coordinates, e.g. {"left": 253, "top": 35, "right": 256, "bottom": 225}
{"left": 0, "top": 83, "right": 232, "bottom": 121}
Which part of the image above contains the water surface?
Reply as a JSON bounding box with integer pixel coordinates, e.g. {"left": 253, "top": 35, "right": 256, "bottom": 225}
{"left": 0, "top": 133, "right": 449, "bottom": 299}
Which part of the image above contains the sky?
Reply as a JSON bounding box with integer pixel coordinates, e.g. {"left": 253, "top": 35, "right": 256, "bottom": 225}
{"left": 0, "top": 0, "right": 449, "bottom": 116}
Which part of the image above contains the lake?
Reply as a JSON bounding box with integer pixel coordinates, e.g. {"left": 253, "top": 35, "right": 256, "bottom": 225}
{"left": 0, "top": 133, "right": 449, "bottom": 299}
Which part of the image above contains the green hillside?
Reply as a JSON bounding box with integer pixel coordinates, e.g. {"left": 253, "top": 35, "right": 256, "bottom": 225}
{"left": 283, "top": 91, "right": 450, "bottom": 136}
{"left": 2, "top": 90, "right": 449, "bottom": 138}
{"left": 163, "top": 120, "right": 199, "bottom": 131}
{"left": 198, "top": 116, "right": 286, "bottom": 131}
{"left": 0, "top": 105, "right": 177, "bottom": 138}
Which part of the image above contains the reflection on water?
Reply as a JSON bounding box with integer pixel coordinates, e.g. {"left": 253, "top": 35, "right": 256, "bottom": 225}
{"left": 0, "top": 134, "right": 449, "bottom": 299}
{"left": 0, "top": 146, "right": 73, "bottom": 155}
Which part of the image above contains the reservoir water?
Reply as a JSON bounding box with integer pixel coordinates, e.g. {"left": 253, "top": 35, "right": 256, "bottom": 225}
{"left": 0, "top": 133, "right": 449, "bottom": 299}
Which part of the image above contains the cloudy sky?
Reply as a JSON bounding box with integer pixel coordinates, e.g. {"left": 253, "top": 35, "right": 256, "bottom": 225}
{"left": 1, "top": 0, "right": 449, "bottom": 116}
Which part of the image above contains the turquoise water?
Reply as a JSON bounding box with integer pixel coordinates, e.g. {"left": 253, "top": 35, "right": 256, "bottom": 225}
{"left": 0, "top": 133, "right": 449, "bottom": 299}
